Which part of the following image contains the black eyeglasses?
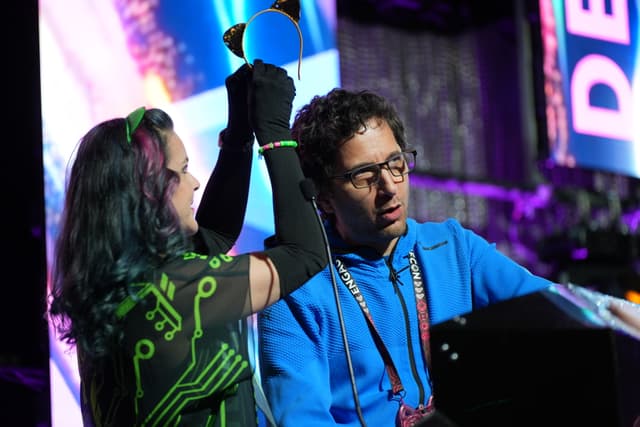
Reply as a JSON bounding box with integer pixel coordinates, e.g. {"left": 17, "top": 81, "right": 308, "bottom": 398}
{"left": 330, "top": 150, "right": 417, "bottom": 189}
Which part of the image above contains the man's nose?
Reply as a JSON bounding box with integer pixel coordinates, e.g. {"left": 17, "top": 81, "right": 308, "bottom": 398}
{"left": 376, "top": 167, "right": 401, "bottom": 193}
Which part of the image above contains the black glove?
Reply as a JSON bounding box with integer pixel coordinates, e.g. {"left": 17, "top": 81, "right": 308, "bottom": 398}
{"left": 220, "top": 63, "right": 254, "bottom": 151}
{"left": 249, "top": 59, "right": 296, "bottom": 146}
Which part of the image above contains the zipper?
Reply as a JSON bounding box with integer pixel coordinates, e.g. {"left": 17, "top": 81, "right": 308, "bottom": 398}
{"left": 385, "top": 254, "right": 425, "bottom": 404}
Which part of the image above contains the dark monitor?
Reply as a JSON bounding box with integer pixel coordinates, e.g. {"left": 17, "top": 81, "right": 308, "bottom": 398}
{"left": 429, "top": 286, "right": 640, "bottom": 427}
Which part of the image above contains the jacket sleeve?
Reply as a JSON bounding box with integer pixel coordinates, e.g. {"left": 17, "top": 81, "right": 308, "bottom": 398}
{"left": 258, "top": 286, "right": 338, "bottom": 426}
{"left": 454, "top": 219, "right": 553, "bottom": 307}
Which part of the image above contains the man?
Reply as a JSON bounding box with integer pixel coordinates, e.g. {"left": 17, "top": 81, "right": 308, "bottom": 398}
{"left": 257, "top": 88, "right": 553, "bottom": 426}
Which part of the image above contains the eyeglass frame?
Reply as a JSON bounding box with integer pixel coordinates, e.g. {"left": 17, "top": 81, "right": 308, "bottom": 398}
{"left": 329, "top": 150, "right": 417, "bottom": 189}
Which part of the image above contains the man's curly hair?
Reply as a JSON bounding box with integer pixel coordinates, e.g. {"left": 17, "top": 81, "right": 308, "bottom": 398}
{"left": 291, "top": 88, "right": 407, "bottom": 195}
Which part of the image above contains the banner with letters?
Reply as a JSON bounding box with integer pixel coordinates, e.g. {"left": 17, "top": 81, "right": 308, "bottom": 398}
{"left": 539, "top": 0, "right": 640, "bottom": 177}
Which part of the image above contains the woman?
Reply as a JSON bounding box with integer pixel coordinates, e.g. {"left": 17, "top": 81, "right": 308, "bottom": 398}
{"left": 48, "top": 61, "right": 326, "bottom": 426}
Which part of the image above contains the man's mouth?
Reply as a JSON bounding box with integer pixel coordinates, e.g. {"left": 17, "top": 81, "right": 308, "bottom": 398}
{"left": 379, "top": 204, "right": 402, "bottom": 222}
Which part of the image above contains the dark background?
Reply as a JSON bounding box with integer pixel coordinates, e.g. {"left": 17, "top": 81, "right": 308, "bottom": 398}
{"left": 1, "top": 1, "right": 50, "bottom": 426}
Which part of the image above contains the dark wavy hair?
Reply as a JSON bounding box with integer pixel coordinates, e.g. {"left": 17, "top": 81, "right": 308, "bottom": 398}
{"left": 48, "top": 108, "right": 192, "bottom": 359}
{"left": 291, "top": 88, "right": 407, "bottom": 194}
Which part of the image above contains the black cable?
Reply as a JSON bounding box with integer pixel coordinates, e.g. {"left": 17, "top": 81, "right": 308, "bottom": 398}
{"left": 300, "top": 179, "right": 367, "bottom": 427}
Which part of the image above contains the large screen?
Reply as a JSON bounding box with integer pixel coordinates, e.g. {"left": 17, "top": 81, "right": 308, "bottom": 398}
{"left": 39, "top": 1, "right": 339, "bottom": 425}
{"left": 538, "top": 0, "right": 640, "bottom": 177}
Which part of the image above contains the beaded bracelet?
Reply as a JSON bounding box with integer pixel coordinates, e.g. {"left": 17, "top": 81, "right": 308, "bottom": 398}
{"left": 258, "top": 140, "right": 298, "bottom": 156}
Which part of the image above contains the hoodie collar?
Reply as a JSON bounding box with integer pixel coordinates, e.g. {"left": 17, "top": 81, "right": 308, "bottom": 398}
{"left": 325, "top": 219, "right": 416, "bottom": 264}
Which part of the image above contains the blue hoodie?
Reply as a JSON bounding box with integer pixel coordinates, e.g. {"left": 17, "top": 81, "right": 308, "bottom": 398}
{"left": 258, "top": 218, "right": 552, "bottom": 426}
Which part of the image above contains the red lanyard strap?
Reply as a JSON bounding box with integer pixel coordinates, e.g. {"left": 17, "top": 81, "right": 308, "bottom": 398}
{"left": 408, "top": 251, "right": 431, "bottom": 369}
{"left": 335, "top": 250, "right": 431, "bottom": 395}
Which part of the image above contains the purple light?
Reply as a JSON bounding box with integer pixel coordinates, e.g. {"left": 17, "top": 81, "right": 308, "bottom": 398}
{"left": 410, "top": 173, "right": 640, "bottom": 232}
{"left": 622, "top": 209, "right": 640, "bottom": 232}
{"left": 571, "top": 247, "right": 589, "bottom": 260}
{"left": 410, "top": 174, "right": 553, "bottom": 213}
{"left": 0, "top": 366, "right": 47, "bottom": 392}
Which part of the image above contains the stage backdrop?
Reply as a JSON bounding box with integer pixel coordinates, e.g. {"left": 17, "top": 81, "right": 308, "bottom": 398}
{"left": 39, "top": 1, "right": 339, "bottom": 425}
{"left": 538, "top": 0, "right": 640, "bottom": 178}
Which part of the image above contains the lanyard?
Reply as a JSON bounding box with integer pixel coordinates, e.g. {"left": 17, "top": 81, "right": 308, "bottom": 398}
{"left": 334, "top": 250, "right": 432, "bottom": 395}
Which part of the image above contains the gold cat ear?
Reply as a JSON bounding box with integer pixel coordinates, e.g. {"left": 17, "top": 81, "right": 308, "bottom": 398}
{"left": 222, "top": 23, "right": 247, "bottom": 59}
{"left": 272, "top": 0, "right": 300, "bottom": 23}
{"left": 222, "top": 0, "right": 303, "bottom": 79}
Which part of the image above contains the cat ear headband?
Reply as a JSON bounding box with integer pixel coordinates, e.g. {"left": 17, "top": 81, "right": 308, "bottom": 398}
{"left": 222, "top": 0, "right": 303, "bottom": 79}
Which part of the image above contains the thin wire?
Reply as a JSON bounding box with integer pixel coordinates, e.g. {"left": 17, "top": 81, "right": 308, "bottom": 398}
{"left": 307, "top": 196, "right": 367, "bottom": 427}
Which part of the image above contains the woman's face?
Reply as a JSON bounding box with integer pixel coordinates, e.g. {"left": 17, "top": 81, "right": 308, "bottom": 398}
{"left": 165, "top": 131, "right": 200, "bottom": 235}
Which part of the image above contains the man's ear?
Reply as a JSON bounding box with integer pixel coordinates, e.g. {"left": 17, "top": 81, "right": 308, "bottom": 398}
{"left": 316, "top": 192, "right": 334, "bottom": 215}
